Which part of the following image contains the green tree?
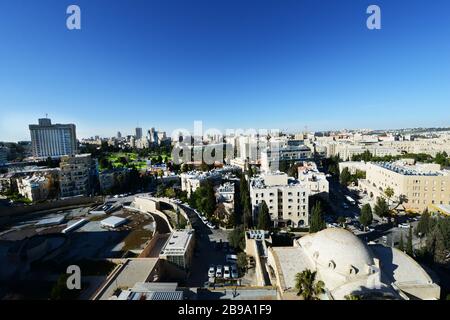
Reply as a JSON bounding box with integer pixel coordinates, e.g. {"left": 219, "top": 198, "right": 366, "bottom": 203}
{"left": 337, "top": 216, "right": 346, "bottom": 227}
{"left": 294, "top": 269, "right": 325, "bottom": 300}
{"left": 309, "top": 201, "right": 326, "bottom": 233}
{"left": 257, "top": 201, "right": 272, "bottom": 230}
{"left": 373, "top": 197, "right": 390, "bottom": 218}
{"left": 240, "top": 175, "right": 252, "bottom": 229}
{"left": 415, "top": 209, "right": 430, "bottom": 237}
{"left": 339, "top": 167, "right": 351, "bottom": 186}
{"left": 237, "top": 252, "right": 248, "bottom": 273}
{"left": 359, "top": 204, "right": 373, "bottom": 231}
{"left": 398, "top": 233, "right": 405, "bottom": 252}
{"left": 228, "top": 225, "right": 245, "bottom": 251}
{"left": 384, "top": 187, "right": 394, "bottom": 206}
{"left": 406, "top": 228, "right": 414, "bottom": 256}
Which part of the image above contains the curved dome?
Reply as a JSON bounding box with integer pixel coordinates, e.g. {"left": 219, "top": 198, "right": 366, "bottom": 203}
{"left": 299, "top": 228, "right": 374, "bottom": 276}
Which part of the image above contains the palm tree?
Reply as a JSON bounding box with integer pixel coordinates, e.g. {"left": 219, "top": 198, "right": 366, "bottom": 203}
{"left": 384, "top": 187, "right": 394, "bottom": 207}
{"left": 294, "top": 269, "right": 325, "bottom": 300}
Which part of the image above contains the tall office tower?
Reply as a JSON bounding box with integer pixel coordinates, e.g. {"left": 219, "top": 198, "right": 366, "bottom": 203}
{"left": 117, "top": 131, "right": 122, "bottom": 139}
{"left": 148, "top": 127, "right": 158, "bottom": 144}
{"left": 135, "top": 127, "right": 143, "bottom": 140}
{"left": 29, "top": 118, "right": 78, "bottom": 158}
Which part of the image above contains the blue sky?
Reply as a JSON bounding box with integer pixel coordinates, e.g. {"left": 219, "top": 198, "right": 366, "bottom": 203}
{"left": 0, "top": 0, "right": 449, "bottom": 141}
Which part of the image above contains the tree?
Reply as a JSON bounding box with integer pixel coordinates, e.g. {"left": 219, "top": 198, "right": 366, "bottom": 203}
{"left": 240, "top": 175, "right": 252, "bottom": 229}
{"left": 415, "top": 209, "right": 430, "bottom": 237}
{"left": 398, "top": 233, "right": 405, "bottom": 252}
{"left": 339, "top": 167, "right": 351, "bottom": 186}
{"left": 384, "top": 187, "right": 394, "bottom": 206}
{"left": 294, "top": 269, "right": 325, "bottom": 300}
{"left": 373, "top": 197, "right": 390, "bottom": 218}
{"left": 214, "top": 203, "right": 229, "bottom": 226}
{"left": 237, "top": 252, "right": 248, "bottom": 273}
{"left": 257, "top": 201, "right": 272, "bottom": 230}
{"left": 228, "top": 225, "right": 245, "bottom": 251}
{"left": 309, "top": 201, "right": 326, "bottom": 233}
{"left": 359, "top": 204, "right": 373, "bottom": 231}
{"left": 337, "top": 216, "right": 346, "bottom": 227}
{"left": 406, "top": 228, "right": 414, "bottom": 256}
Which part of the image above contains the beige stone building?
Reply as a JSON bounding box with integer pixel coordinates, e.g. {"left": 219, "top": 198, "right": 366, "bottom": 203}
{"left": 250, "top": 172, "right": 309, "bottom": 228}
{"left": 360, "top": 160, "right": 450, "bottom": 212}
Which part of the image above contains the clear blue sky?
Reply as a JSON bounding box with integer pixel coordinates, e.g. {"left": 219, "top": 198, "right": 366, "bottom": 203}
{"left": 0, "top": 0, "right": 449, "bottom": 141}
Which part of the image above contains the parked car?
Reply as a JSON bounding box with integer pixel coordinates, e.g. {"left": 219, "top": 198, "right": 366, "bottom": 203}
{"left": 216, "top": 265, "right": 223, "bottom": 278}
{"left": 231, "top": 264, "right": 239, "bottom": 278}
{"left": 207, "top": 222, "right": 216, "bottom": 229}
{"left": 399, "top": 223, "right": 411, "bottom": 229}
{"left": 208, "top": 265, "right": 216, "bottom": 278}
{"left": 223, "top": 265, "right": 231, "bottom": 279}
{"left": 226, "top": 254, "right": 237, "bottom": 264}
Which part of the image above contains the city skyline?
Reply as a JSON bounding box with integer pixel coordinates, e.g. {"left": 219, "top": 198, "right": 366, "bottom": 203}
{"left": 1, "top": 0, "right": 450, "bottom": 141}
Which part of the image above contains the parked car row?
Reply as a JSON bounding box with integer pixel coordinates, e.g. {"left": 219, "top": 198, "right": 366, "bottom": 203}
{"left": 194, "top": 209, "right": 217, "bottom": 229}
{"left": 208, "top": 264, "right": 239, "bottom": 280}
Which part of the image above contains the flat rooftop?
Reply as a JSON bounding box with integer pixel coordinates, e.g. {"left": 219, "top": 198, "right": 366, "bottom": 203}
{"left": 271, "top": 246, "right": 313, "bottom": 291}
{"left": 100, "top": 216, "right": 128, "bottom": 228}
{"left": 160, "top": 229, "right": 194, "bottom": 255}
{"left": 374, "top": 161, "right": 445, "bottom": 176}
{"left": 96, "top": 258, "right": 159, "bottom": 300}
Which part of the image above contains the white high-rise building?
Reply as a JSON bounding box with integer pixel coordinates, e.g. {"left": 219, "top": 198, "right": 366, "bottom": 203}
{"left": 29, "top": 118, "right": 77, "bottom": 158}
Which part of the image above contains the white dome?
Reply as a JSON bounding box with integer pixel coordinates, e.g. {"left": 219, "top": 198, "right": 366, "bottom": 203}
{"left": 299, "top": 228, "right": 375, "bottom": 276}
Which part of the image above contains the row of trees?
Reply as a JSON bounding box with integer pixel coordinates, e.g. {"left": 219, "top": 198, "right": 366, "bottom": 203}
{"left": 415, "top": 211, "right": 450, "bottom": 265}
{"left": 350, "top": 150, "right": 450, "bottom": 167}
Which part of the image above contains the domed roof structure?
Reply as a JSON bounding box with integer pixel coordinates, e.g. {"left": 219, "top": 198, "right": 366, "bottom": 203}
{"left": 299, "top": 228, "right": 375, "bottom": 277}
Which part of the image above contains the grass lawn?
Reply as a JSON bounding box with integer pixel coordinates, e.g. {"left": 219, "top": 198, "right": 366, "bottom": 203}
{"left": 106, "top": 152, "right": 148, "bottom": 170}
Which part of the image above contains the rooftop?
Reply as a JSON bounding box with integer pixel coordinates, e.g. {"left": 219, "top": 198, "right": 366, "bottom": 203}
{"left": 374, "top": 161, "right": 446, "bottom": 176}
{"left": 160, "top": 229, "right": 194, "bottom": 255}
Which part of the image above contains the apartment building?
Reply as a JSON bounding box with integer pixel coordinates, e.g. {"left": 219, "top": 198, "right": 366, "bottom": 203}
{"left": 260, "top": 145, "right": 312, "bottom": 172}
{"left": 361, "top": 160, "right": 450, "bottom": 212}
{"left": 29, "top": 118, "right": 78, "bottom": 158}
{"left": 250, "top": 172, "right": 309, "bottom": 228}
{"left": 297, "top": 162, "right": 329, "bottom": 200}
{"left": 16, "top": 175, "right": 50, "bottom": 202}
{"left": 59, "top": 154, "right": 95, "bottom": 198}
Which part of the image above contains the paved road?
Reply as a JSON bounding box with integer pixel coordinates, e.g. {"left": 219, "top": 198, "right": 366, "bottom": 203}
{"left": 179, "top": 204, "right": 232, "bottom": 287}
